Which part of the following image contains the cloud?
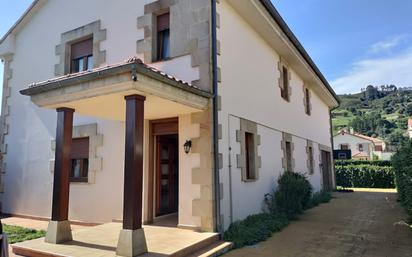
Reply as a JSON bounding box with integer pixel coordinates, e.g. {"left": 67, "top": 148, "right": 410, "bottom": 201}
{"left": 330, "top": 46, "right": 412, "bottom": 94}
{"left": 369, "top": 35, "right": 408, "bottom": 54}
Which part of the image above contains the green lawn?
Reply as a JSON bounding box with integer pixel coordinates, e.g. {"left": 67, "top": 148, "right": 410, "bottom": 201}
{"left": 332, "top": 116, "right": 354, "bottom": 133}
{"left": 3, "top": 224, "right": 46, "bottom": 244}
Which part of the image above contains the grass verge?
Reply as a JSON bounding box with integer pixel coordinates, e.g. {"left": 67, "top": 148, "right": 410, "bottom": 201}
{"left": 3, "top": 224, "right": 46, "bottom": 244}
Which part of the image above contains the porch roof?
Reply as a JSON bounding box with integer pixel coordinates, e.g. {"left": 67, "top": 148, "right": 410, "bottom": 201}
{"left": 19, "top": 57, "right": 212, "bottom": 121}
{"left": 20, "top": 57, "right": 211, "bottom": 98}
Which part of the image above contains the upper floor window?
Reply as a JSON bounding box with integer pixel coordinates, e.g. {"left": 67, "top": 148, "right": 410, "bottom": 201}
{"left": 70, "top": 137, "right": 89, "bottom": 183}
{"left": 340, "top": 144, "right": 349, "bottom": 150}
{"left": 304, "top": 88, "right": 311, "bottom": 115}
{"left": 358, "top": 144, "right": 364, "bottom": 152}
{"left": 280, "top": 66, "right": 290, "bottom": 101}
{"left": 71, "top": 38, "right": 93, "bottom": 73}
{"left": 156, "top": 12, "right": 171, "bottom": 61}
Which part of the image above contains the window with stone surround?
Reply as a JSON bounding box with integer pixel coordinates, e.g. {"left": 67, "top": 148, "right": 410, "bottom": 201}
{"left": 156, "top": 12, "right": 171, "bottom": 61}
{"left": 55, "top": 20, "right": 106, "bottom": 76}
{"left": 245, "top": 132, "right": 256, "bottom": 180}
{"left": 236, "top": 119, "right": 261, "bottom": 182}
{"left": 70, "top": 137, "right": 89, "bottom": 183}
{"left": 50, "top": 124, "right": 103, "bottom": 184}
{"left": 281, "top": 133, "right": 295, "bottom": 172}
{"left": 278, "top": 61, "right": 291, "bottom": 102}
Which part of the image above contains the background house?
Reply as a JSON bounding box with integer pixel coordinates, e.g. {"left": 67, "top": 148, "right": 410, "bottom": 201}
{"left": 408, "top": 118, "right": 412, "bottom": 139}
{"left": 333, "top": 129, "right": 393, "bottom": 160}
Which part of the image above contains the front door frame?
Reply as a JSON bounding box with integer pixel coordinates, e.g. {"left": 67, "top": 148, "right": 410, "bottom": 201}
{"left": 147, "top": 118, "right": 178, "bottom": 224}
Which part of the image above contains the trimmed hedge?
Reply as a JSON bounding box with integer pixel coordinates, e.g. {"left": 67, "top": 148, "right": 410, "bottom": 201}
{"left": 335, "top": 164, "right": 395, "bottom": 188}
{"left": 335, "top": 160, "right": 391, "bottom": 167}
{"left": 392, "top": 140, "right": 412, "bottom": 222}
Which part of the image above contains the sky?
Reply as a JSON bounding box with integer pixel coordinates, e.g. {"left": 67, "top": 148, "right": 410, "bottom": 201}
{"left": 1, "top": 1, "right": 412, "bottom": 94}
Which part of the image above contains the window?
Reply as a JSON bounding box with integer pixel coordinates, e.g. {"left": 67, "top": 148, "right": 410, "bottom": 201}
{"left": 285, "top": 141, "right": 293, "bottom": 171}
{"left": 358, "top": 144, "right": 364, "bottom": 152}
{"left": 156, "top": 12, "right": 171, "bottom": 61}
{"left": 305, "top": 88, "right": 311, "bottom": 115}
{"left": 340, "top": 144, "right": 349, "bottom": 150}
{"left": 70, "top": 38, "right": 93, "bottom": 73}
{"left": 245, "top": 132, "right": 256, "bottom": 180}
{"left": 70, "top": 137, "right": 89, "bottom": 182}
{"left": 281, "top": 66, "right": 290, "bottom": 101}
{"left": 375, "top": 145, "right": 383, "bottom": 151}
{"left": 308, "top": 146, "right": 314, "bottom": 174}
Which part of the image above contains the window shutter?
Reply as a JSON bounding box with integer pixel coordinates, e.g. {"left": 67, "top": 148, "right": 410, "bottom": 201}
{"left": 71, "top": 38, "right": 93, "bottom": 59}
{"left": 157, "top": 13, "right": 170, "bottom": 31}
{"left": 71, "top": 137, "right": 90, "bottom": 159}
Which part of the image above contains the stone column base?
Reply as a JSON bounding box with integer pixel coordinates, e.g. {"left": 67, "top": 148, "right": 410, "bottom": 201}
{"left": 45, "top": 220, "right": 73, "bottom": 244}
{"left": 116, "top": 228, "right": 147, "bottom": 257}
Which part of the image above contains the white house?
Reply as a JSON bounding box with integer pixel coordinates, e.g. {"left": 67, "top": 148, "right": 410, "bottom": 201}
{"left": 333, "top": 130, "right": 392, "bottom": 160}
{"left": 0, "top": 0, "right": 339, "bottom": 256}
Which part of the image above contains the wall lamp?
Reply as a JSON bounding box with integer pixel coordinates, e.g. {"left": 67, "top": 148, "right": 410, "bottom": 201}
{"left": 183, "top": 140, "right": 192, "bottom": 154}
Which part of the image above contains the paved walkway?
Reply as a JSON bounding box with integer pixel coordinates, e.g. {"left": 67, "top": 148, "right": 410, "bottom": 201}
{"left": 1, "top": 217, "right": 87, "bottom": 257}
{"left": 225, "top": 190, "right": 412, "bottom": 257}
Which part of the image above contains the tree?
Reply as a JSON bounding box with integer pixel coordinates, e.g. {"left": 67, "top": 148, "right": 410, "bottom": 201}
{"left": 406, "top": 104, "right": 412, "bottom": 116}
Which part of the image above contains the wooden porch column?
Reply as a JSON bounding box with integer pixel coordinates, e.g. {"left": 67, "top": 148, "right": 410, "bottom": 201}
{"left": 116, "top": 95, "right": 147, "bottom": 257}
{"left": 45, "top": 108, "right": 74, "bottom": 244}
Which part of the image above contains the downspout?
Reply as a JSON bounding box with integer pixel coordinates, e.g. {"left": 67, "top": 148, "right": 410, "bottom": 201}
{"left": 329, "top": 106, "right": 338, "bottom": 189}
{"left": 211, "top": 0, "right": 222, "bottom": 234}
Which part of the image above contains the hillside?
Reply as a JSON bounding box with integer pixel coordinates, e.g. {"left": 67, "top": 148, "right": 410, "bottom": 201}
{"left": 332, "top": 85, "right": 412, "bottom": 147}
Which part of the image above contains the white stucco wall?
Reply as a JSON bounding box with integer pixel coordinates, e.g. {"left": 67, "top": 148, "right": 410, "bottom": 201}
{"left": 217, "top": 1, "right": 332, "bottom": 230}
{"left": 1, "top": 0, "right": 200, "bottom": 224}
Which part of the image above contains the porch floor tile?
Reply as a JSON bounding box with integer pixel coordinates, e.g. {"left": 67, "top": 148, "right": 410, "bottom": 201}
{"left": 12, "top": 223, "right": 219, "bottom": 257}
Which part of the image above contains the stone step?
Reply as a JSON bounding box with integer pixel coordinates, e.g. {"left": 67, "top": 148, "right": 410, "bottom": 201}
{"left": 186, "top": 241, "right": 233, "bottom": 257}
{"left": 171, "top": 234, "right": 220, "bottom": 257}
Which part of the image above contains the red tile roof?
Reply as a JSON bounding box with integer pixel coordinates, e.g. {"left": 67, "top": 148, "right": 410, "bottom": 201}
{"left": 21, "top": 57, "right": 212, "bottom": 98}
{"left": 337, "top": 130, "right": 384, "bottom": 144}
{"left": 28, "top": 57, "right": 193, "bottom": 89}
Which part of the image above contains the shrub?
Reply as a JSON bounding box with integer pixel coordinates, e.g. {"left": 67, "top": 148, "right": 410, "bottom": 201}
{"left": 392, "top": 140, "right": 412, "bottom": 222}
{"left": 224, "top": 172, "right": 332, "bottom": 249}
{"left": 335, "top": 164, "right": 395, "bottom": 188}
{"left": 223, "top": 213, "right": 289, "bottom": 248}
{"left": 307, "top": 190, "right": 332, "bottom": 208}
{"left": 272, "top": 172, "right": 312, "bottom": 219}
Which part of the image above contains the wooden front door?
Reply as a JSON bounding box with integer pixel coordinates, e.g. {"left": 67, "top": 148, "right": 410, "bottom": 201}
{"left": 156, "top": 134, "right": 178, "bottom": 216}
{"left": 321, "top": 150, "right": 333, "bottom": 191}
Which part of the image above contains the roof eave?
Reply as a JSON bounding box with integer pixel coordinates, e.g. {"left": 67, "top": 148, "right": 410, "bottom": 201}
{"left": 0, "top": 0, "right": 40, "bottom": 45}
{"left": 20, "top": 62, "right": 213, "bottom": 99}
{"left": 259, "top": 0, "right": 340, "bottom": 107}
